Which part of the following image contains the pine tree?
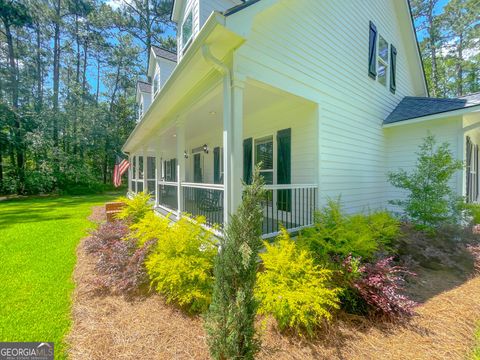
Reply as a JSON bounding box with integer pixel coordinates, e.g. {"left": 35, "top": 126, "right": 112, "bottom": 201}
{"left": 205, "top": 167, "right": 266, "bottom": 360}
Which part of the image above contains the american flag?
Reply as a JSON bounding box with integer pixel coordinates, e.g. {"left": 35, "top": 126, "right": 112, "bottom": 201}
{"left": 113, "top": 155, "right": 130, "bottom": 187}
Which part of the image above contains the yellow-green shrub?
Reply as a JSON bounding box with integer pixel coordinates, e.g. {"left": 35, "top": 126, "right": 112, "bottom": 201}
{"left": 255, "top": 229, "right": 340, "bottom": 336}
{"left": 299, "top": 199, "right": 399, "bottom": 262}
{"left": 128, "top": 212, "right": 170, "bottom": 246}
{"left": 145, "top": 216, "right": 217, "bottom": 313}
{"left": 115, "top": 192, "right": 152, "bottom": 224}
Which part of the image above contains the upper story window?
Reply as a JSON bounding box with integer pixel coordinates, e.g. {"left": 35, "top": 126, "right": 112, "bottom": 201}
{"left": 377, "top": 36, "right": 388, "bottom": 86}
{"left": 182, "top": 10, "right": 193, "bottom": 52}
{"left": 138, "top": 100, "right": 144, "bottom": 120}
{"left": 368, "top": 21, "right": 397, "bottom": 93}
{"left": 153, "top": 68, "right": 160, "bottom": 96}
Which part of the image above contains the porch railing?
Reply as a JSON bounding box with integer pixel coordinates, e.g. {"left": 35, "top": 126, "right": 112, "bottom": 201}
{"left": 182, "top": 182, "right": 224, "bottom": 228}
{"left": 261, "top": 184, "right": 317, "bottom": 238}
{"left": 132, "top": 178, "right": 317, "bottom": 237}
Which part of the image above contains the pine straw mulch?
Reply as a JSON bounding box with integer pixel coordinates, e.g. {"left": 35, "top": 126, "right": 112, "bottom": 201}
{"left": 67, "top": 206, "right": 480, "bottom": 360}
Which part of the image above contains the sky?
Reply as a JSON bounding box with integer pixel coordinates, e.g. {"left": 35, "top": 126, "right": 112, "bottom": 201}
{"left": 414, "top": 0, "right": 450, "bottom": 41}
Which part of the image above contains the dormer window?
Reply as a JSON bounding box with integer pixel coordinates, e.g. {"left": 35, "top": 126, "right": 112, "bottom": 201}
{"left": 138, "top": 101, "right": 144, "bottom": 120}
{"left": 182, "top": 10, "right": 193, "bottom": 52}
{"left": 153, "top": 69, "right": 160, "bottom": 96}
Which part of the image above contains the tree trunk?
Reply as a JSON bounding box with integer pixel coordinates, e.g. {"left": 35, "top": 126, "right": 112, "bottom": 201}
{"left": 36, "top": 22, "right": 43, "bottom": 110}
{"left": 456, "top": 35, "right": 464, "bottom": 96}
{"left": 96, "top": 59, "right": 101, "bottom": 104}
{"left": 52, "top": 0, "right": 61, "bottom": 148}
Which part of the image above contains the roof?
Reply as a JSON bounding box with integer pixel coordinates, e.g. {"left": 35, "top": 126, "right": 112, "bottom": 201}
{"left": 223, "top": 0, "right": 258, "bottom": 16}
{"left": 384, "top": 92, "right": 480, "bottom": 124}
{"left": 137, "top": 81, "right": 151, "bottom": 93}
{"left": 152, "top": 46, "right": 177, "bottom": 62}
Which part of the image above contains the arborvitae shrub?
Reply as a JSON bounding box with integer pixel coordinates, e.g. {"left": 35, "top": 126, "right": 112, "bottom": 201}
{"left": 205, "top": 168, "right": 265, "bottom": 360}
{"left": 256, "top": 228, "right": 340, "bottom": 337}
{"left": 299, "top": 199, "right": 399, "bottom": 263}
{"left": 145, "top": 216, "right": 217, "bottom": 313}
{"left": 115, "top": 192, "right": 152, "bottom": 224}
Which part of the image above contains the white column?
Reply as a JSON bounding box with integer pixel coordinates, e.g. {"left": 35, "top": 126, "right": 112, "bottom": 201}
{"left": 128, "top": 154, "right": 132, "bottom": 193}
{"left": 142, "top": 149, "right": 148, "bottom": 194}
{"left": 176, "top": 121, "right": 186, "bottom": 219}
{"left": 155, "top": 147, "right": 161, "bottom": 207}
{"left": 222, "top": 73, "right": 233, "bottom": 226}
{"left": 231, "top": 75, "right": 245, "bottom": 214}
{"left": 135, "top": 154, "right": 139, "bottom": 193}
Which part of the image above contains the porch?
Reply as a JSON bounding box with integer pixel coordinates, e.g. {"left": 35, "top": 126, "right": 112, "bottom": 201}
{"left": 127, "top": 77, "right": 319, "bottom": 238}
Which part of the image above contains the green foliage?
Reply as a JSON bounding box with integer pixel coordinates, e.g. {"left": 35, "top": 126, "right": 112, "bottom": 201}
{"left": 466, "top": 203, "right": 480, "bottom": 225}
{"left": 115, "top": 192, "right": 152, "bottom": 224}
{"left": 388, "top": 135, "right": 464, "bottom": 229}
{"left": 256, "top": 228, "right": 340, "bottom": 337}
{"left": 205, "top": 167, "right": 265, "bottom": 360}
{"left": 298, "top": 199, "right": 399, "bottom": 262}
{"left": 128, "top": 212, "right": 170, "bottom": 246}
{"left": 145, "top": 216, "right": 217, "bottom": 314}
{"left": 473, "top": 323, "right": 480, "bottom": 360}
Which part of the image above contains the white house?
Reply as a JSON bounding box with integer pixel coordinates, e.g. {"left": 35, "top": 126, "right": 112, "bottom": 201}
{"left": 122, "top": 0, "right": 480, "bottom": 237}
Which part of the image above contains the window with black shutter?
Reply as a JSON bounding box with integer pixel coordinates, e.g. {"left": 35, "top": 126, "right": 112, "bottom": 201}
{"left": 277, "top": 128, "right": 291, "bottom": 212}
{"left": 368, "top": 21, "right": 377, "bottom": 79}
{"left": 213, "top": 147, "right": 221, "bottom": 184}
{"left": 390, "top": 45, "right": 397, "bottom": 93}
{"left": 243, "top": 138, "right": 253, "bottom": 185}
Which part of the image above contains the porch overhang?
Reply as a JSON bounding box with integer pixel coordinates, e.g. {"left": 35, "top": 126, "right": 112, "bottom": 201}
{"left": 122, "top": 12, "right": 245, "bottom": 154}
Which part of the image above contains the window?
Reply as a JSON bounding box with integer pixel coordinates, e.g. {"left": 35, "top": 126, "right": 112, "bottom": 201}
{"left": 182, "top": 11, "right": 193, "bottom": 51}
{"left": 377, "top": 35, "right": 389, "bottom": 86}
{"left": 255, "top": 136, "right": 274, "bottom": 184}
{"left": 153, "top": 69, "right": 160, "bottom": 96}
{"left": 138, "top": 100, "right": 143, "bottom": 119}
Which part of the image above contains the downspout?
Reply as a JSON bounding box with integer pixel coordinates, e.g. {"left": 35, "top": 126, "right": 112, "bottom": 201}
{"left": 202, "top": 44, "right": 232, "bottom": 226}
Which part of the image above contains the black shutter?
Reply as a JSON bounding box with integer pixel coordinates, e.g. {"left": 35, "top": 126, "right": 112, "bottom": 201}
{"left": 243, "top": 138, "right": 253, "bottom": 184}
{"left": 476, "top": 145, "right": 479, "bottom": 201}
{"left": 368, "top": 21, "right": 377, "bottom": 79}
{"left": 277, "top": 128, "right": 291, "bottom": 212}
{"left": 171, "top": 158, "right": 177, "bottom": 181}
{"left": 390, "top": 45, "right": 397, "bottom": 93}
{"left": 213, "top": 147, "right": 220, "bottom": 184}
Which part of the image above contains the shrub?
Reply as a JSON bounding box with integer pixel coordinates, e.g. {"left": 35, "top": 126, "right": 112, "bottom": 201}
{"left": 466, "top": 203, "right": 480, "bottom": 225}
{"left": 298, "top": 199, "right": 399, "bottom": 263}
{"left": 467, "top": 244, "right": 480, "bottom": 273}
{"left": 388, "top": 135, "right": 464, "bottom": 230}
{"left": 145, "top": 216, "right": 217, "bottom": 313}
{"left": 343, "top": 256, "right": 417, "bottom": 319}
{"left": 115, "top": 192, "right": 152, "bottom": 224}
{"left": 84, "top": 221, "right": 130, "bottom": 254}
{"left": 128, "top": 212, "right": 170, "bottom": 246}
{"left": 255, "top": 228, "right": 340, "bottom": 337}
{"left": 85, "top": 221, "right": 154, "bottom": 295}
{"left": 205, "top": 167, "right": 265, "bottom": 360}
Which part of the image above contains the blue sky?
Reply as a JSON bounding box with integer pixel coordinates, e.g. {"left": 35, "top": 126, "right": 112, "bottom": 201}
{"left": 414, "top": 0, "right": 450, "bottom": 41}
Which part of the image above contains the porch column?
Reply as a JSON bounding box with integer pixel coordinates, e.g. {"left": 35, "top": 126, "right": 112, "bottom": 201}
{"left": 135, "top": 154, "right": 139, "bottom": 193}
{"left": 230, "top": 75, "right": 245, "bottom": 214}
{"left": 142, "top": 149, "right": 148, "bottom": 194}
{"left": 176, "top": 120, "right": 186, "bottom": 219}
{"left": 127, "top": 154, "right": 132, "bottom": 193}
{"left": 155, "top": 147, "right": 161, "bottom": 207}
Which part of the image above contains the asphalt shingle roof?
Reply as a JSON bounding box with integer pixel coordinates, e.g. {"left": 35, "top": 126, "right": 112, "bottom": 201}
{"left": 152, "top": 46, "right": 177, "bottom": 62}
{"left": 384, "top": 92, "right": 480, "bottom": 124}
{"left": 137, "top": 81, "right": 151, "bottom": 93}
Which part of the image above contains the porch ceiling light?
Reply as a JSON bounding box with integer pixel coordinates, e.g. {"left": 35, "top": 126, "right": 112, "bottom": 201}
{"left": 203, "top": 144, "right": 209, "bottom": 154}
{"left": 209, "top": 111, "right": 216, "bottom": 115}
{"left": 184, "top": 150, "right": 188, "bottom": 159}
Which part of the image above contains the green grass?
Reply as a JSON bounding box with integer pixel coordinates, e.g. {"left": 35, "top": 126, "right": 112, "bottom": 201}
{"left": 0, "top": 194, "right": 119, "bottom": 359}
{"left": 473, "top": 324, "right": 480, "bottom": 360}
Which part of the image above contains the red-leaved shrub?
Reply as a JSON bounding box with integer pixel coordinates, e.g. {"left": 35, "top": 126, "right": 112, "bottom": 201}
{"left": 467, "top": 244, "right": 480, "bottom": 273}
{"left": 343, "top": 256, "right": 417, "bottom": 319}
{"left": 84, "top": 221, "right": 155, "bottom": 296}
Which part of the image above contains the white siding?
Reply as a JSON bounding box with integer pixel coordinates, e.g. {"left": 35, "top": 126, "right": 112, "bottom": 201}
{"left": 158, "top": 59, "right": 176, "bottom": 89}
{"left": 384, "top": 117, "right": 464, "bottom": 209}
{"left": 199, "top": 0, "right": 241, "bottom": 26}
{"left": 234, "top": 0, "right": 426, "bottom": 212}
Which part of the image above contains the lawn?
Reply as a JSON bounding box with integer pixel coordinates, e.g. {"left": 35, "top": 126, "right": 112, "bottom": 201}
{"left": 473, "top": 324, "right": 480, "bottom": 360}
{"left": 0, "top": 194, "right": 118, "bottom": 359}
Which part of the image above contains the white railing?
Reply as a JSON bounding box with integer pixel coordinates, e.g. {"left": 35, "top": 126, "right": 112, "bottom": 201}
{"left": 130, "top": 176, "right": 317, "bottom": 237}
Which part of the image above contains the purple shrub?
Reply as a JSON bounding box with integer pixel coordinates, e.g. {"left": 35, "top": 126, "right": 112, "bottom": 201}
{"left": 84, "top": 221, "right": 130, "bottom": 254}
{"left": 85, "top": 221, "right": 156, "bottom": 296}
{"left": 467, "top": 244, "right": 480, "bottom": 273}
{"left": 352, "top": 257, "right": 417, "bottom": 319}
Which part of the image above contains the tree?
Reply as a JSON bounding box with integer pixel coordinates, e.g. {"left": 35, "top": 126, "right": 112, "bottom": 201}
{"left": 205, "top": 168, "right": 265, "bottom": 360}
{"left": 388, "top": 135, "right": 464, "bottom": 229}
